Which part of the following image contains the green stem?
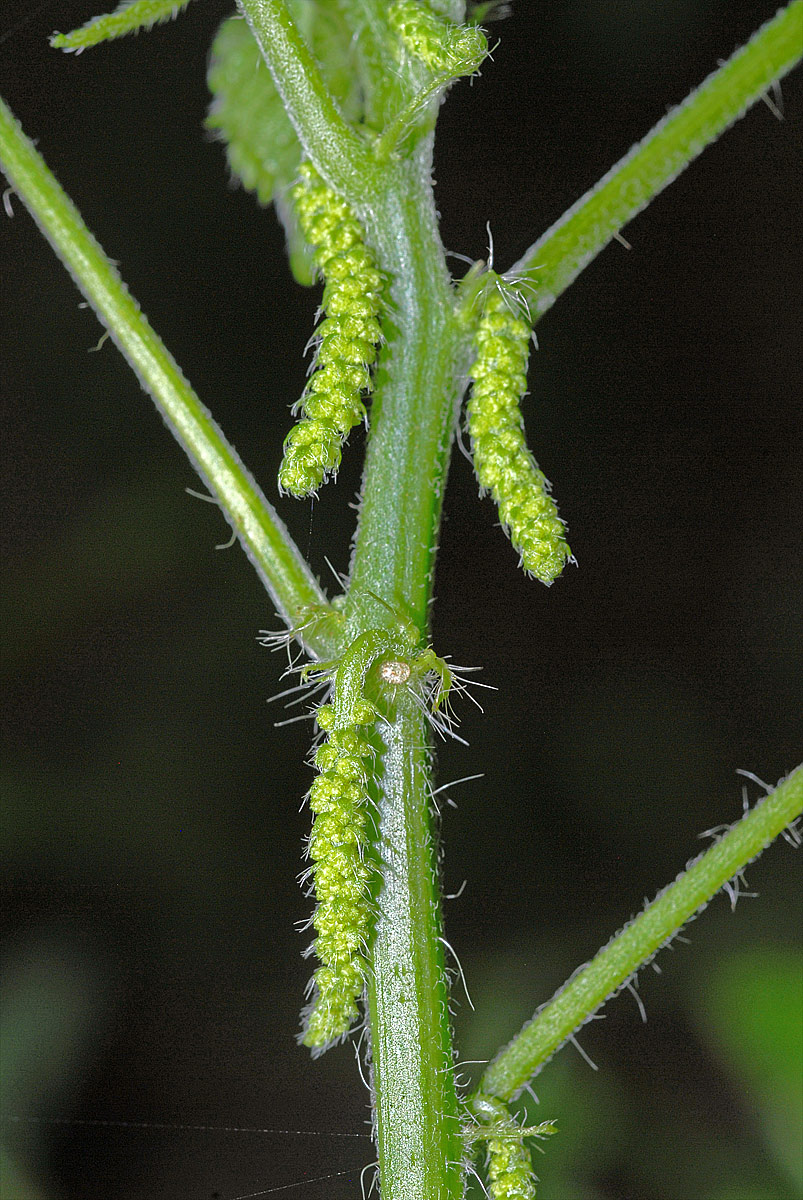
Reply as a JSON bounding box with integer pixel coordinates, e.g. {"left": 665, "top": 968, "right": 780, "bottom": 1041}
{"left": 366, "top": 696, "right": 463, "bottom": 1200}
{"left": 245, "top": 9, "right": 466, "bottom": 1193}
{"left": 236, "top": 0, "right": 373, "bottom": 196}
{"left": 347, "top": 154, "right": 463, "bottom": 634}
{"left": 0, "top": 96, "right": 334, "bottom": 659}
{"left": 480, "top": 764, "right": 803, "bottom": 1101}
{"left": 348, "top": 148, "right": 465, "bottom": 1200}
{"left": 512, "top": 0, "right": 803, "bottom": 319}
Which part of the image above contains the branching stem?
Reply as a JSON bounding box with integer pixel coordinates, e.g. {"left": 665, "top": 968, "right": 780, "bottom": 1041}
{"left": 480, "top": 765, "right": 803, "bottom": 1101}
{"left": 2, "top": 3, "right": 801, "bottom": 1196}
{"left": 0, "top": 96, "right": 333, "bottom": 658}
{"left": 237, "top": 0, "right": 374, "bottom": 198}
{"left": 513, "top": 0, "right": 803, "bottom": 319}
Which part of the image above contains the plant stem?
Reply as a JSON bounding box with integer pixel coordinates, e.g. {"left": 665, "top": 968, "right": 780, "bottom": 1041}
{"left": 347, "top": 155, "right": 464, "bottom": 634}
{"left": 237, "top": 0, "right": 373, "bottom": 195}
{"left": 348, "top": 147, "right": 465, "bottom": 1200}
{"left": 480, "top": 764, "right": 803, "bottom": 1101}
{"left": 511, "top": 0, "right": 803, "bottom": 319}
{"left": 366, "top": 696, "right": 464, "bottom": 1200}
{"left": 246, "top": 11, "right": 466, "bottom": 1193}
{"left": 0, "top": 96, "right": 334, "bottom": 658}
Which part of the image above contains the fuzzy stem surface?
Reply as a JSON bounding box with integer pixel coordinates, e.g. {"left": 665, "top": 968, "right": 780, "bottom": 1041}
{"left": 366, "top": 696, "right": 463, "bottom": 1200}
{"left": 242, "top": 8, "right": 466, "bottom": 1192}
{"left": 345, "top": 144, "right": 465, "bottom": 1199}
{"left": 0, "top": 96, "right": 333, "bottom": 657}
{"left": 513, "top": 1, "right": 803, "bottom": 319}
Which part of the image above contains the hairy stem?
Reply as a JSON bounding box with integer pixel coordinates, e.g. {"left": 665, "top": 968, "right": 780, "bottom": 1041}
{"left": 366, "top": 696, "right": 463, "bottom": 1200}
{"left": 0, "top": 96, "right": 333, "bottom": 658}
{"left": 481, "top": 764, "right": 803, "bottom": 1100}
{"left": 347, "top": 154, "right": 463, "bottom": 633}
{"left": 512, "top": 0, "right": 803, "bottom": 319}
{"left": 237, "top": 0, "right": 373, "bottom": 196}
{"left": 348, "top": 147, "right": 465, "bottom": 1199}
{"left": 244, "top": 8, "right": 466, "bottom": 1194}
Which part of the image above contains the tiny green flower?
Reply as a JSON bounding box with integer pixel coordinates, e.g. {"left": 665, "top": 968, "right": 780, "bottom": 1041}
{"left": 469, "top": 1094, "right": 556, "bottom": 1200}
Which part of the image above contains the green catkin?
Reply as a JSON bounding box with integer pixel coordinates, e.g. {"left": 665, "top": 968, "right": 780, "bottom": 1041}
{"left": 300, "top": 626, "right": 451, "bottom": 1048}
{"left": 467, "top": 277, "right": 571, "bottom": 584}
{"left": 486, "top": 1132, "right": 536, "bottom": 1200}
{"left": 51, "top": 0, "right": 194, "bottom": 50}
{"left": 278, "top": 163, "right": 384, "bottom": 497}
{"left": 302, "top": 713, "right": 375, "bottom": 1050}
{"left": 471, "top": 1095, "right": 544, "bottom": 1200}
{"left": 301, "top": 631, "right": 393, "bottom": 1049}
{"left": 388, "top": 0, "right": 488, "bottom": 78}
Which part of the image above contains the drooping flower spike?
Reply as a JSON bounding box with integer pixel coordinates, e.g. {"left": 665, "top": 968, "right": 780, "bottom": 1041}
{"left": 278, "top": 164, "right": 385, "bottom": 498}
{"left": 388, "top": 0, "right": 489, "bottom": 80}
{"left": 467, "top": 273, "right": 571, "bottom": 584}
{"left": 468, "top": 1094, "right": 557, "bottom": 1200}
{"left": 299, "top": 625, "right": 452, "bottom": 1051}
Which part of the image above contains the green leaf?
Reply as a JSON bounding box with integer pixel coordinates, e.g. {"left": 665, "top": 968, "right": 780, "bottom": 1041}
{"left": 206, "top": 4, "right": 363, "bottom": 260}
{"left": 206, "top": 16, "right": 301, "bottom": 208}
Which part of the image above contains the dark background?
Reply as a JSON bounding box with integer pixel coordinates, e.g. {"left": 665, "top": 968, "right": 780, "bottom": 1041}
{"left": 1, "top": 2, "right": 801, "bottom": 1197}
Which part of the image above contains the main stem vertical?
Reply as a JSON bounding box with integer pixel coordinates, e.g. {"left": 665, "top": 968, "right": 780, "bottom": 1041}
{"left": 346, "top": 151, "right": 467, "bottom": 1199}
{"left": 367, "top": 699, "right": 463, "bottom": 1200}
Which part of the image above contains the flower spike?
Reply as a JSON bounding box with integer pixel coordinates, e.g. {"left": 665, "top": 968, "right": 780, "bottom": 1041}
{"left": 467, "top": 274, "right": 571, "bottom": 584}
{"left": 279, "top": 164, "right": 384, "bottom": 498}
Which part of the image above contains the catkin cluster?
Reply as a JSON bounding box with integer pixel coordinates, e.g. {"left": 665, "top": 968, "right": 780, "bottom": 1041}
{"left": 467, "top": 279, "right": 571, "bottom": 584}
{"left": 486, "top": 1130, "right": 537, "bottom": 1200}
{"left": 388, "top": 1, "right": 488, "bottom": 78}
{"left": 472, "top": 1095, "right": 538, "bottom": 1200}
{"left": 299, "top": 625, "right": 448, "bottom": 1050}
{"left": 279, "top": 163, "right": 383, "bottom": 497}
{"left": 302, "top": 703, "right": 375, "bottom": 1050}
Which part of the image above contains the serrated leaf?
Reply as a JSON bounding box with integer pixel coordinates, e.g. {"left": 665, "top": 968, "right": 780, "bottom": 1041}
{"left": 206, "top": 16, "right": 300, "bottom": 207}
{"left": 205, "top": 4, "right": 362, "bottom": 212}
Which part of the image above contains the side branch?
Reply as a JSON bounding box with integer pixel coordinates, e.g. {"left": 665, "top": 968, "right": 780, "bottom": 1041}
{"left": 512, "top": 1, "right": 803, "bottom": 318}
{"left": 480, "top": 764, "right": 803, "bottom": 1101}
{"left": 0, "top": 96, "right": 333, "bottom": 657}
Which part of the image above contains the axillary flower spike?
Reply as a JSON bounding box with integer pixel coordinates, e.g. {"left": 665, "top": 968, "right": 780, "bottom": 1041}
{"left": 388, "top": 1, "right": 488, "bottom": 80}
{"left": 467, "top": 272, "right": 571, "bottom": 584}
{"left": 299, "top": 630, "right": 387, "bottom": 1051}
{"left": 468, "top": 1094, "right": 557, "bottom": 1200}
{"left": 299, "top": 620, "right": 453, "bottom": 1050}
{"left": 278, "top": 164, "right": 384, "bottom": 498}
